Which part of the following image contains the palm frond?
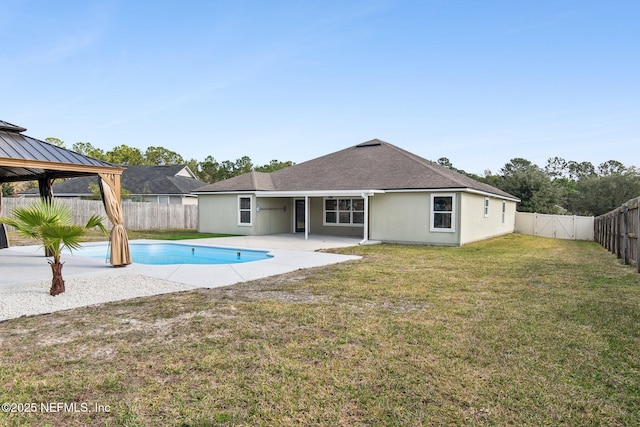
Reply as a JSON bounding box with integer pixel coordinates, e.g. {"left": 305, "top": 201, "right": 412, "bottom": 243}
{"left": 0, "top": 216, "right": 41, "bottom": 239}
{"left": 40, "top": 224, "right": 86, "bottom": 256}
{"left": 85, "top": 215, "right": 108, "bottom": 235}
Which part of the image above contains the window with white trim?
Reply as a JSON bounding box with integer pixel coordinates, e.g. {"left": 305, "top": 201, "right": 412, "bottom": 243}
{"left": 502, "top": 201, "right": 506, "bottom": 225}
{"left": 238, "top": 196, "right": 252, "bottom": 226}
{"left": 324, "top": 198, "right": 364, "bottom": 226}
{"left": 484, "top": 197, "right": 490, "bottom": 217}
{"left": 431, "top": 194, "right": 455, "bottom": 232}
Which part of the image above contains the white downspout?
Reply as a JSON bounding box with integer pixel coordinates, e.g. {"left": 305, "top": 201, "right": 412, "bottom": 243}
{"left": 360, "top": 192, "right": 370, "bottom": 245}
{"left": 304, "top": 195, "right": 309, "bottom": 240}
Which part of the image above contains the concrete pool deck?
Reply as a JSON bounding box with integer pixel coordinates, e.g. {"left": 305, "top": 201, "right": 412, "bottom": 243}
{"left": 0, "top": 234, "right": 363, "bottom": 288}
{"left": 0, "top": 234, "right": 365, "bottom": 321}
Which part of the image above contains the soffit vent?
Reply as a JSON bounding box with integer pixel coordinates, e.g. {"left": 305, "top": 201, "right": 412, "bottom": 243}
{"left": 356, "top": 139, "right": 383, "bottom": 148}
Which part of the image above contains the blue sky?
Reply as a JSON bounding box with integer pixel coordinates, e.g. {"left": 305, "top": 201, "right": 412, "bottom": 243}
{"left": 2, "top": 0, "right": 638, "bottom": 175}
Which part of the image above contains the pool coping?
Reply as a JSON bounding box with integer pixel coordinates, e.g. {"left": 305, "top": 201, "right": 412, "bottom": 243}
{"left": 75, "top": 241, "right": 275, "bottom": 265}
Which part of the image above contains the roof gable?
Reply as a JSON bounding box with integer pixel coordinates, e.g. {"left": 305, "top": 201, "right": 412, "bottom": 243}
{"left": 194, "top": 171, "right": 274, "bottom": 192}
{"left": 196, "top": 139, "right": 517, "bottom": 200}
{"left": 20, "top": 164, "right": 207, "bottom": 196}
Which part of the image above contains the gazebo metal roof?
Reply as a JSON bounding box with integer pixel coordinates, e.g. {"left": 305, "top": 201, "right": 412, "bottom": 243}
{"left": 1, "top": 120, "right": 130, "bottom": 266}
{"left": 0, "top": 120, "right": 123, "bottom": 183}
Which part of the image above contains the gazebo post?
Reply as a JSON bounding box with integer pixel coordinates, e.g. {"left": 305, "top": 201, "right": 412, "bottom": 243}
{"left": 0, "top": 189, "right": 8, "bottom": 248}
{"left": 38, "top": 176, "right": 54, "bottom": 203}
{"left": 37, "top": 175, "right": 55, "bottom": 256}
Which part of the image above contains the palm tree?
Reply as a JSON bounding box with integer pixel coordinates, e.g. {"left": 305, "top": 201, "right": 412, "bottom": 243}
{"left": 0, "top": 200, "right": 106, "bottom": 296}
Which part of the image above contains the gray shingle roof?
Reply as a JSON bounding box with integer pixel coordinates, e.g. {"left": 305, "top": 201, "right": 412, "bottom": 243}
{"left": 195, "top": 139, "right": 518, "bottom": 200}
{"left": 21, "top": 165, "right": 207, "bottom": 196}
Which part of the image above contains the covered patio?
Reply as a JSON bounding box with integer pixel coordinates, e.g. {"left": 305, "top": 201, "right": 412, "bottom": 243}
{"left": 0, "top": 120, "right": 131, "bottom": 266}
{"left": 253, "top": 190, "right": 379, "bottom": 244}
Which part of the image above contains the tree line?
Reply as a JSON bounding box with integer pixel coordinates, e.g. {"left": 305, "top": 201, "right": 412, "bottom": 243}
{"left": 3, "top": 137, "right": 638, "bottom": 217}
{"left": 438, "top": 156, "right": 640, "bottom": 217}
{"left": 1, "top": 138, "right": 294, "bottom": 197}
{"left": 49, "top": 138, "right": 295, "bottom": 183}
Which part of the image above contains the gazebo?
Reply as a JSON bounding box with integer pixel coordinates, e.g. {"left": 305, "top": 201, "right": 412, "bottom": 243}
{"left": 0, "top": 120, "right": 131, "bottom": 266}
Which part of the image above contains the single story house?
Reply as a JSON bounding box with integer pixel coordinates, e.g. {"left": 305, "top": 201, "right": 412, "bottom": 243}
{"left": 193, "top": 140, "right": 520, "bottom": 246}
{"left": 21, "top": 165, "right": 206, "bottom": 205}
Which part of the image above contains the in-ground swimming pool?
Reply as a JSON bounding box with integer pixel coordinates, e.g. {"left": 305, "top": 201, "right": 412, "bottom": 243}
{"left": 75, "top": 242, "right": 273, "bottom": 265}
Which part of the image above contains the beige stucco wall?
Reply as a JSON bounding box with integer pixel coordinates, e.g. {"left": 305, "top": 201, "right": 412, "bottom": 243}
{"left": 198, "top": 192, "right": 516, "bottom": 244}
{"left": 368, "top": 192, "right": 460, "bottom": 245}
{"left": 458, "top": 193, "right": 516, "bottom": 244}
{"left": 254, "top": 197, "right": 292, "bottom": 235}
{"left": 198, "top": 194, "right": 255, "bottom": 235}
{"left": 198, "top": 194, "right": 292, "bottom": 235}
{"left": 198, "top": 195, "right": 366, "bottom": 237}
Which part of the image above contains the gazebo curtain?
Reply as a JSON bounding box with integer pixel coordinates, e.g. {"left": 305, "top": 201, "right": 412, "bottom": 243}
{"left": 99, "top": 174, "right": 131, "bottom": 266}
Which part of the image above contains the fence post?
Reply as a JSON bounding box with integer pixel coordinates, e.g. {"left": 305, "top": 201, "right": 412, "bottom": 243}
{"left": 622, "top": 204, "right": 629, "bottom": 265}
{"left": 637, "top": 197, "right": 640, "bottom": 273}
{"left": 612, "top": 211, "right": 616, "bottom": 256}
{"left": 608, "top": 213, "right": 612, "bottom": 252}
{"left": 616, "top": 209, "right": 622, "bottom": 259}
{"left": 594, "top": 195, "right": 640, "bottom": 274}
{"left": 612, "top": 211, "right": 616, "bottom": 255}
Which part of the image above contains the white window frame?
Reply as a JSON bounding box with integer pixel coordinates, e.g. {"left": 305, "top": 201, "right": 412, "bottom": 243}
{"left": 484, "top": 197, "right": 490, "bottom": 218}
{"left": 323, "top": 197, "right": 365, "bottom": 227}
{"left": 157, "top": 196, "right": 170, "bottom": 204}
{"left": 502, "top": 201, "right": 506, "bottom": 225}
{"left": 237, "top": 195, "right": 252, "bottom": 226}
{"left": 430, "top": 193, "right": 456, "bottom": 232}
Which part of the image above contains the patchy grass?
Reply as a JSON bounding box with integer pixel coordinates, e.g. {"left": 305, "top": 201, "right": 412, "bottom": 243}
{"left": 1, "top": 234, "right": 639, "bottom": 426}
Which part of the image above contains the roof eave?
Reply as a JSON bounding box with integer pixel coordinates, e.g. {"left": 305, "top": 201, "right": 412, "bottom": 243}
{"left": 383, "top": 187, "right": 520, "bottom": 201}
{"left": 193, "top": 187, "right": 519, "bottom": 202}
{"left": 193, "top": 189, "right": 385, "bottom": 197}
{"left": 0, "top": 157, "right": 124, "bottom": 175}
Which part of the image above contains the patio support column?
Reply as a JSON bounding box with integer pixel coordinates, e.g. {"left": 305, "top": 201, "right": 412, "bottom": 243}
{"left": 360, "top": 192, "right": 369, "bottom": 245}
{"left": 304, "top": 195, "right": 309, "bottom": 240}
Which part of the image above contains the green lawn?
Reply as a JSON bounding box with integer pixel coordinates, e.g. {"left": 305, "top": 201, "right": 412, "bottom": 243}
{"left": 1, "top": 234, "right": 639, "bottom": 426}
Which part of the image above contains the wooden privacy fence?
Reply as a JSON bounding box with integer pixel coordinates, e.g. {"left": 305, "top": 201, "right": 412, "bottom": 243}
{"left": 515, "top": 212, "right": 594, "bottom": 240}
{"left": 3, "top": 198, "right": 198, "bottom": 230}
{"left": 594, "top": 196, "right": 640, "bottom": 273}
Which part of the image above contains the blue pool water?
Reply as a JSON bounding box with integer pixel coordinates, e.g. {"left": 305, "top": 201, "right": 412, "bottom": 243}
{"left": 76, "top": 243, "right": 273, "bottom": 265}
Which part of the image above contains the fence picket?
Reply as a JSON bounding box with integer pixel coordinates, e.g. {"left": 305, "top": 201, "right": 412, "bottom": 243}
{"left": 2, "top": 198, "right": 198, "bottom": 231}
{"left": 515, "top": 212, "right": 594, "bottom": 240}
{"left": 594, "top": 196, "right": 640, "bottom": 272}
